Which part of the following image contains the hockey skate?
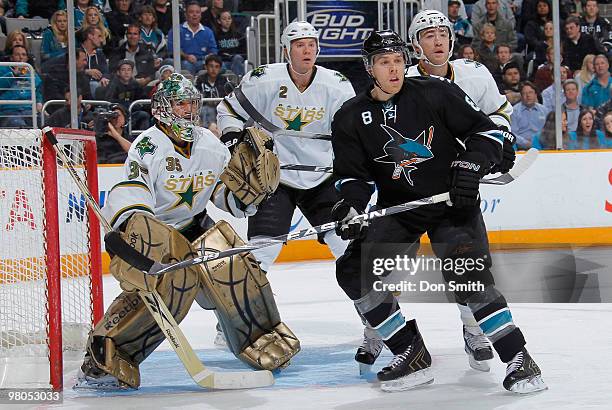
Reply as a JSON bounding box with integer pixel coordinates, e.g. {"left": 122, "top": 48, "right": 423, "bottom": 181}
{"left": 503, "top": 348, "right": 547, "bottom": 394}
{"left": 355, "top": 326, "right": 385, "bottom": 375}
{"left": 463, "top": 325, "right": 494, "bottom": 372}
{"left": 73, "top": 355, "right": 130, "bottom": 390}
{"left": 214, "top": 323, "right": 228, "bottom": 349}
{"left": 377, "top": 319, "right": 434, "bottom": 392}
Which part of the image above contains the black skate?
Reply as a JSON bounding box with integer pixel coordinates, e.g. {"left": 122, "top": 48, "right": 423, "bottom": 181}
{"left": 463, "top": 325, "right": 494, "bottom": 372}
{"left": 377, "top": 319, "right": 434, "bottom": 392}
{"left": 503, "top": 348, "right": 548, "bottom": 394}
{"left": 355, "top": 326, "right": 385, "bottom": 375}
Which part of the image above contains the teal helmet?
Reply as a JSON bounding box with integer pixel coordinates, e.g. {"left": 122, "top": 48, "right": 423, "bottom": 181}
{"left": 151, "top": 73, "right": 202, "bottom": 141}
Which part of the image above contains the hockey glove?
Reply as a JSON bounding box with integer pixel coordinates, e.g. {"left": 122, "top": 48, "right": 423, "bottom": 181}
{"left": 220, "top": 129, "right": 245, "bottom": 154}
{"left": 449, "top": 151, "right": 489, "bottom": 208}
{"left": 490, "top": 130, "right": 516, "bottom": 174}
{"left": 331, "top": 199, "right": 368, "bottom": 240}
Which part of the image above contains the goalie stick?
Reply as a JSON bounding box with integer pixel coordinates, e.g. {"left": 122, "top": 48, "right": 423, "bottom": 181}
{"left": 149, "top": 148, "right": 538, "bottom": 276}
{"left": 42, "top": 127, "right": 274, "bottom": 390}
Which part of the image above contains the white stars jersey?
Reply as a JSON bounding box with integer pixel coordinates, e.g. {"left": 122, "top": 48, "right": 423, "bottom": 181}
{"left": 407, "top": 59, "right": 513, "bottom": 131}
{"left": 102, "top": 125, "right": 231, "bottom": 231}
{"left": 217, "top": 63, "right": 355, "bottom": 190}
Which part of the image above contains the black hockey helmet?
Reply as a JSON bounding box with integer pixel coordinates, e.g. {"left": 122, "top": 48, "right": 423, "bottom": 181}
{"left": 361, "top": 30, "right": 410, "bottom": 71}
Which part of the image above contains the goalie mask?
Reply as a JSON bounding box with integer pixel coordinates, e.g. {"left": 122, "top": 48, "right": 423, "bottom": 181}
{"left": 408, "top": 9, "right": 455, "bottom": 67}
{"left": 151, "top": 73, "right": 202, "bottom": 142}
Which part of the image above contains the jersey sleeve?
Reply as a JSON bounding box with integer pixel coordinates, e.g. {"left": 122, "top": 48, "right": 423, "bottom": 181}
{"left": 216, "top": 66, "right": 266, "bottom": 132}
{"left": 474, "top": 64, "right": 513, "bottom": 131}
{"left": 101, "top": 147, "right": 156, "bottom": 229}
{"left": 331, "top": 102, "right": 375, "bottom": 210}
{"left": 426, "top": 77, "right": 503, "bottom": 164}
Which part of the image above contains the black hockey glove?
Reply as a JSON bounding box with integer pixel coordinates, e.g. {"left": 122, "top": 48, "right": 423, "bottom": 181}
{"left": 331, "top": 199, "right": 368, "bottom": 240}
{"left": 449, "top": 151, "right": 489, "bottom": 208}
{"left": 490, "top": 130, "right": 516, "bottom": 174}
{"left": 220, "top": 129, "right": 245, "bottom": 154}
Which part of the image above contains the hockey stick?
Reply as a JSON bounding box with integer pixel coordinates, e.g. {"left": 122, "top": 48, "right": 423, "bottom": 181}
{"left": 149, "top": 148, "right": 538, "bottom": 276}
{"left": 42, "top": 127, "right": 274, "bottom": 390}
{"left": 279, "top": 148, "right": 538, "bottom": 183}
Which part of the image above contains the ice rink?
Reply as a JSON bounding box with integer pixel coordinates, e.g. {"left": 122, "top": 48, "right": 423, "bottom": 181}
{"left": 49, "top": 256, "right": 611, "bottom": 410}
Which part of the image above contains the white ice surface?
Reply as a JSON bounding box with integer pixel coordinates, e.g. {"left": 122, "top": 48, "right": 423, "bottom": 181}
{"left": 52, "top": 260, "right": 610, "bottom": 410}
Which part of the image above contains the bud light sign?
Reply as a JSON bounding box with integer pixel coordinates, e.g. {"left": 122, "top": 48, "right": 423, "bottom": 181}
{"left": 304, "top": 1, "right": 379, "bottom": 57}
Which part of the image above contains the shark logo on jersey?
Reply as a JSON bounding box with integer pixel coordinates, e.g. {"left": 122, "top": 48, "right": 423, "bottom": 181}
{"left": 135, "top": 136, "right": 157, "bottom": 159}
{"left": 374, "top": 124, "right": 434, "bottom": 185}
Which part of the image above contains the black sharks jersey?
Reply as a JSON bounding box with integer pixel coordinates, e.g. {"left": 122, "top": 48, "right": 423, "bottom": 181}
{"left": 331, "top": 76, "right": 503, "bottom": 209}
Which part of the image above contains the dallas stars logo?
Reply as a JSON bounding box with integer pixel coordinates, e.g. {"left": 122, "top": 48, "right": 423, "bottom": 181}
{"left": 334, "top": 72, "right": 348, "bottom": 82}
{"left": 282, "top": 112, "right": 312, "bottom": 131}
{"left": 169, "top": 178, "right": 201, "bottom": 210}
{"left": 374, "top": 124, "right": 435, "bottom": 185}
{"left": 250, "top": 65, "right": 267, "bottom": 78}
{"left": 135, "top": 136, "right": 157, "bottom": 159}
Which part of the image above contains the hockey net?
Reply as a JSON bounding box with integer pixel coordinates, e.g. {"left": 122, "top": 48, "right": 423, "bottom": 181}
{"left": 0, "top": 128, "right": 103, "bottom": 390}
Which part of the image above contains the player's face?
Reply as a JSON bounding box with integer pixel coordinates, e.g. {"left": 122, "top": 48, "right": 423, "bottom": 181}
{"left": 172, "top": 99, "right": 199, "bottom": 120}
{"left": 371, "top": 52, "right": 405, "bottom": 94}
{"left": 418, "top": 27, "right": 450, "bottom": 66}
{"left": 289, "top": 38, "right": 318, "bottom": 72}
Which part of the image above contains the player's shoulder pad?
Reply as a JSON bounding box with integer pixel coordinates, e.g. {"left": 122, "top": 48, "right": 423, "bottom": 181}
{"left": 316, "top": 66, "right": 352, "bottom": 88}
{"left": 194, "top": 126, "right": 231, "bottom": 158}
{"left": 246, "top": 63, "right": 285, "bottom": 82}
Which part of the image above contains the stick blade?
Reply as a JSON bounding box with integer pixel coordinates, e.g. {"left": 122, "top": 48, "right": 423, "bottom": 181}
{"left": 481, "top": 148, "right": 539, "bottom": 185}
{"left": 206, "top": 369, "right": 274, "bottom": 390}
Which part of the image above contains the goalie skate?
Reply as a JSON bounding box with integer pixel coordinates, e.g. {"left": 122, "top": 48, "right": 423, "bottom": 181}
{"left": 355, "top": 326, "right": 385, "bottom": 375}
{"left": 463, "top": 325, "right": 494, "bottom": 372}
{"left": 73, "top": 369, "right": 130, "bottom": 391}
{"left": 503, "top": 348, "right": 548, "bottom": 394}
{"left": 214, "top": 323, "right": 229, "bottom": 349}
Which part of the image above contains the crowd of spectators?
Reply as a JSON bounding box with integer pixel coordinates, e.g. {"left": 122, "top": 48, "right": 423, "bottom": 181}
{"left": 0, "top": 0, "right": 611, "bottom": 163}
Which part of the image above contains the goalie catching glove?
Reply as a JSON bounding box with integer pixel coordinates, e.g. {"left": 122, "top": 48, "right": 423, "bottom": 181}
{"left": 220, "top": 127, "right": 280, "bottom": 207}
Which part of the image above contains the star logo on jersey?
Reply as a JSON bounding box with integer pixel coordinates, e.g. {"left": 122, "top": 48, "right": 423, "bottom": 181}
{"left": 283, "top": 112, "right": 311, "bottom": 131}
{"left": 135, "top": 136, "right": 157, "bottom": 159}
{"left": 334, "top": 71, "right": 349, "bottom": 82}
{"left": 250, "top": 65, "right": 267, "bottom": 78}
{"left": 374, "top": 124, "right": 435, "bottom": 185}
{"left": 169, "top": 178, "right": 202, "bottom": 210}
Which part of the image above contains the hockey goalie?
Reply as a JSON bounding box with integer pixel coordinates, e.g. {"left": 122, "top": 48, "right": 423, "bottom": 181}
{"left": 77, "top": 73, "right": 299, "bottom": 389}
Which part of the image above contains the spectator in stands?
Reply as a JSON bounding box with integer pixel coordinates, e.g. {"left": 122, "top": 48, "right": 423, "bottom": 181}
{"left": 81, "top": 26, "right": 110, "bottom": 97}
{"left": 471, "top": 0, "right": 516, "bottom": 30}
{"left": 568, "top": 109, "right": 609, "bottom": 148}
{"left": 41, "top": 10, "right": 68, "bottom": 63}
{"left": 472, "top": 0, "right": 517, "bottom": 51}
{"left": 580, "top": 0, "right": 612, "bottom": 50}
{"left": 147, "top": 63, "right": 174, "bottom": 97}
{"left": 215, "top": 9, "right": 245, "bottom": 76}
{"left": 101, "top": 59, "right": 149, "bottom": 131}
{"left": 561, "top": 79, "right": 584, "bottom": 132}
{"left": 475, "top": 23, "right": 499, "bottom": 73}
{"left": 602, "top": 110, "right": 612, "bottom": 140}
{"left": 542, "top": 65, "right": 570, "bottom": 113}
{"left": 524, "top": 0, "right": 552, "bottom": 56}
{"left": 78, "top": 6, "right": 111, "bottom": 46}
{"left": 105, "top": 0, "right": 136, "bottom": 50}
{"left": 562, "top": 0, "right": 584, "bottom": 17}
{"left": 15, "top": 0, "right": 64, "bottom": 19}
{"left": 574, "top": 54, "right": 595, "bottom": 94}
{"left": 511, "top": 81, "right": 548, "bottom": 149}
{"left": 500, "top": 62, "right": 522, "bottom": 104}
{"left": 154, "top": 0, "right": 172, "bottom": 34}
{"left": 0, "top": 30, "right": 35, "bottom": 67}
{"left": 109, "top": 23, "right": 159, "bottom": 87}
{"left": 167, "top": 1, "right": 218, "bottom": 75}
{"left": 138, "top": 5, "right": 166, "bottom": 56}
{"left": 563, "top": 16, "right": 605, "bottom": 71}
{"left": 448, "top": 0, "right": 473, "bottom": 48}
{"left": 533, "top": 20, "right": 555, "bottom": 67}
{"left": 532, "top": 111, "right": 570, "bottom": 149}
{"left": 581, "top": 54, "right": 612, "bottom": 109}
{"left": 202, "top": 0, "right": 223, "bottom": 32}
{"left": 196, "top": 54, "right": 232, "bottom": 127}
{"left": 457, "top": 44, "right": 479, "bottom": 61}
{"left": 96, "top": 103, "right": 135, "bottom": 164}
{"left": 533, "top": 46, "right": 566, "bottom": 93}
{"left": 46, "top": 87, "right": 94, "bottom": 129}
{"left": 74, "top": 0, "right": 90, "bottom": 29}
{"left": 492, "top": 43, "right": 521, "bottom": 84}
{"left": 42, "top": 48, "right": 92, "bottom": 102}
{"left": 0, "top": 45, "right": 42, "bottom": 127}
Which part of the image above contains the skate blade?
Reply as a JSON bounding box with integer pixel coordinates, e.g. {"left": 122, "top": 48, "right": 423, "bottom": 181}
{"left": 359, "top": 362, "right": 374, "bottom": 376}
{"left": 468, "top": 355, "right": 491, "bottom": 372}
{"left": 214, "top": 332, "right": 229, "bottom": 349}
{"left": 380, "top": 369, "right": 434, "bottom": 393}
{"left": 508, "top": 375, "right": 548, "bottom": 394}
{"left": 73, "top": 377, "right": 131, "bottom": 391}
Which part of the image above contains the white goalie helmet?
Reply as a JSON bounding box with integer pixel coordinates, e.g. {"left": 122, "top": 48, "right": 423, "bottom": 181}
{"left": 281, "top": 21, "right": 320, "bottom": 64}
{"left": 408, "top": 9, "right": 455, "bottom": 65}
{"left": 151, "top": 73, "right": 201, "bottom": 142}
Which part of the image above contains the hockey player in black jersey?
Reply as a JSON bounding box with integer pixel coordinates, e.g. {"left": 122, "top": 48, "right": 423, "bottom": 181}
{"left": 330, "top": 30, "right": 547, "bottom": 394}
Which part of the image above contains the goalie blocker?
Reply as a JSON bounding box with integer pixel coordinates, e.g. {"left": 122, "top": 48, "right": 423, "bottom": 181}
{"left": 85, "top": 213, "right": 298, "bottom": 388}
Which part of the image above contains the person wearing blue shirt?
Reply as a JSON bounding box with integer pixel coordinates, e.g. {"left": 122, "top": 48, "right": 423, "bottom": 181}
{"left": 568, "top": 109, "right": 611, "bottom": 149}
{"left": 511, "top": 81, "right": 548, "bottom": 149}
{"left": 581, "top": 54, "right": 612, "bottom": 109}
{"left": 167, "top": 2, "right": 218, "bottom": 74}
{"left": 41, "top": 10, "right": 69, "bottom": 62}
{"left": 0, "top": 46, "right": 42, "bottom": 127}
